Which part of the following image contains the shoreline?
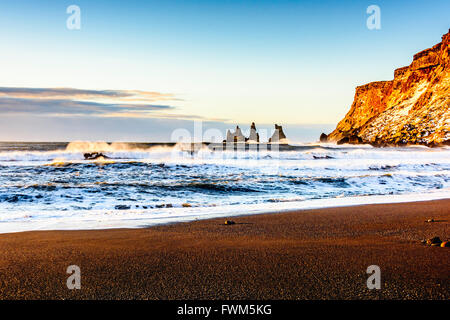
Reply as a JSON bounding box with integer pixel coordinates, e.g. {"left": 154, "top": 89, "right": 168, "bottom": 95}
{"left": 2, "top": 190, "right": 449, "bottom": 234}
{"left": 0, "top": 199, "right": 449, "bottom": 299}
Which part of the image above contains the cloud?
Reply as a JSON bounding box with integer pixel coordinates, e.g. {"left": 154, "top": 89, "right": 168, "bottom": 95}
{"left": 0, "top": 97, "right": 174, "bottom": 117}
{"left": 0, "top": 86, "right": 187, "bottom": 119}
{"left": 0, "top": 86, "right": 230, "bottom": 122}
{"left": 0, "top": 87, "right": 178, "bottom": 102}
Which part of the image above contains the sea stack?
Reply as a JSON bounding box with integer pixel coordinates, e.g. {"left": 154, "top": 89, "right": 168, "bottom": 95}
{"left": 269, "top": 124, "right": 287, "bottom": 143}
{"left": 248, "top": 122, "right": 260, "bottom": 142}
{"left": 319, "top": 133, "right": 328, "bottom": 142}
{"left": 225, "top": 125, "right": 246, "bottom": 143}
{"left": 224, "top": 123, "right": 288, "bottom": 143}
{"left": 326, "top": 30, "right": 450, "bottom": 146}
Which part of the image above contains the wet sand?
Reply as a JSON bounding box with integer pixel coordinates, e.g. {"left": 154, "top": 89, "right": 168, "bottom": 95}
{"left": 0, "top": 199, "right": 449, "bottom": 300}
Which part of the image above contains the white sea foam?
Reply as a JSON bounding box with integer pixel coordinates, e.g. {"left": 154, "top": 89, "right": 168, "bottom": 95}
{"left": 0, "top": 142, "right": 448, "bottom": 233}
{"left": 0, "top": 189, "right": 448, "bottom": 234}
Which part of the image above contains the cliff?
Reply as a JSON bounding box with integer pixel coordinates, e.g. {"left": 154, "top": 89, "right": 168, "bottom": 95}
{"left": 327, "top": 30, "right": 450, "bottom": 146}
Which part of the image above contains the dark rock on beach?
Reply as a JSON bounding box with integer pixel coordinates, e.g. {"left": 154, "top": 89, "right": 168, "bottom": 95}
{"left": 426, "top": 237, "right": 442, "bottom": 246}
{"left": 336, "top": 135, "right": 364, "bottom": 145}
{"left": 83, "top": 152, "right": 110, "bottom": 160}
{"left": 115, "top": 205, "right": 131, "bottom": 210}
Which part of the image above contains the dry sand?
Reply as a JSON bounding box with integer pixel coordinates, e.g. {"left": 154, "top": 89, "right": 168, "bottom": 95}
{"left": 0, "top": 199, "right": 449, "bottom": 300}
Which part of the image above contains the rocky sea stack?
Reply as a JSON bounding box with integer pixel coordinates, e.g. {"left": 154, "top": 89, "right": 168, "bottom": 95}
{"left": 326, "top": 30, "right": 450, "bottom": 147}
{"left": 224, "top": 123, "right": 287, "bottom": 143}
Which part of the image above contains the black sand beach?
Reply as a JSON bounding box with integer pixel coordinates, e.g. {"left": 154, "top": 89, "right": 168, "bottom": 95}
{"left": 0, "top": 200, "right": 448, "bottom": 300}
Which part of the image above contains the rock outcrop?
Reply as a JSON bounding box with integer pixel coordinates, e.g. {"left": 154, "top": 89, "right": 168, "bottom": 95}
{"left": 226, "top": 125, "right": 246, "bottom": 143}
{"left": 83, "top": 152, "right": 110, "bottom": 160}
{"left": 223, "top": 123, "right": 288, "bottom": 143}
{"left": 327, "top": 30, "right": 450, "bottom": 146}
{"left": 248, "top": 122, "right": 260, "bottom": 142}
{"left": 268, "top": 124, "right": 287, "bottom": 143}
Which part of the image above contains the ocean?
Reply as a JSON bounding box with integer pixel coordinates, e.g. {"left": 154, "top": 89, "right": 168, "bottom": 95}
{"left": 0, "top": 141, "right": 449, "bottom": 233}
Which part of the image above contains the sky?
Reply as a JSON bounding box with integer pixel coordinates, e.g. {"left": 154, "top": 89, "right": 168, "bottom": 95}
{"left": 0, "top": 0, "right": 448, "bottom": 142}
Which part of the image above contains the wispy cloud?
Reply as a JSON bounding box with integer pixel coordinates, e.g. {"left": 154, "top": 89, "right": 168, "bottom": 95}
{"left": 0, "top": 98, "right": 173, "bottom": 117}
{"left": 0, "top": 87, "right": 178, "bottom": 102}
{"left": 0, "top": 87, "right": 230, "bottom": 122}
{"left": 0, "top": 86, "right": 193, "bottom": 120}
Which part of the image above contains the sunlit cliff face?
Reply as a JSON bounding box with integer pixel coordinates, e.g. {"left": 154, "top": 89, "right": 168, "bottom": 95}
{"left": 328, "top": 30, "right": 450, "bottom": 146}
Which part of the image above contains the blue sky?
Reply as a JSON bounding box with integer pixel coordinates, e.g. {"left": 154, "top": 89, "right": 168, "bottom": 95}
{"left": 0, "top": 0, "right": 448, "bottom": 142}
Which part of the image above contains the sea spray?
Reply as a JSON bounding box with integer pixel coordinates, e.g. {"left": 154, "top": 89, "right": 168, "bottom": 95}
{"left": 0, "top": 142, "right": 448, "bottom": 233}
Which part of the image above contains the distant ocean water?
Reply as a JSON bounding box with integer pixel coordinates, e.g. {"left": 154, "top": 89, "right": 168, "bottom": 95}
{"left": 0, "top": 141, "right": 449, "bottom": 233}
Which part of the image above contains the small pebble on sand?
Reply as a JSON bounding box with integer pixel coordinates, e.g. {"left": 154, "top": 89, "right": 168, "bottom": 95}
{"left": 426, "top": 236, "right": 442, "bottom": 246}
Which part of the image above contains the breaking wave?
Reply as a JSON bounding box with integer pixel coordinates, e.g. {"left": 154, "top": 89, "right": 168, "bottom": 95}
{"left": 0, "top": 141, "right": 449, "bottom": 233}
